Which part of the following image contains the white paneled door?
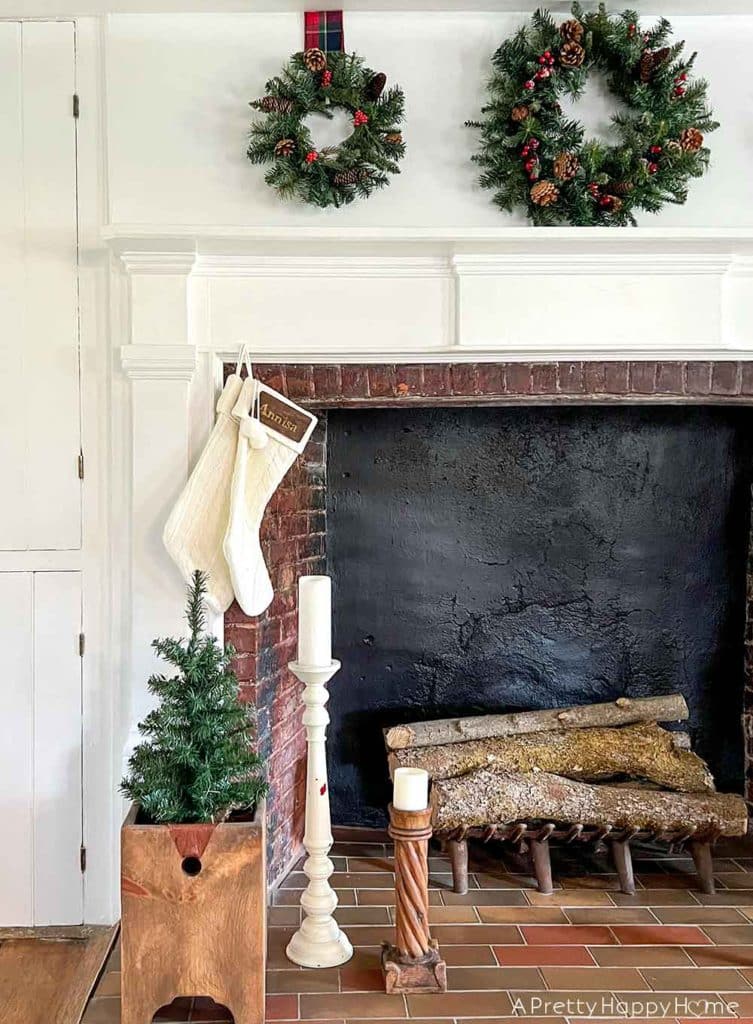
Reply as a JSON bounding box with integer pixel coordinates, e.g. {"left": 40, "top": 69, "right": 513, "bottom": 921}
{"left": 0, "top": 22, "right": 84, "bottom": 927}
{"left": 0, "top": 21, "right": 80, "bottom": 552}
{"left": 0, "top": 572, "right": 83, "bottom": 926}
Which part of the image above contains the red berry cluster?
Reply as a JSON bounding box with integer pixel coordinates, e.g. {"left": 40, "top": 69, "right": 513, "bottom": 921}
{"left": 322, "top": 69, "right": 333, "bottom": 88}
{"left": 673, "top": 71, "right": 688, "bottom": 97}
{"left": 534, "top": 49, "right": 555, "bottom": 82}
{"left": 305, "top": 150, "right": 319, "bottom": 163}
{"left": 353, "top": 109, "right": 369, "bottom": 127}
{"left": 587, "top": 181, "right": 617, "bottom": 211}
{"left": 520, "top": 137, "right": 540, "bottom": 181}
{"left": 628, "top": 23, "right": 636, "bottom": 36}
{"left": 647, "top": 144, "right": 662, "bottom": 174}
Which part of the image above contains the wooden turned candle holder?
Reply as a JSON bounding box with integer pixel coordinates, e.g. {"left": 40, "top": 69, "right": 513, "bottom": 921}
{"left": 381, "top": 804, "right": 447, "bottom": 994}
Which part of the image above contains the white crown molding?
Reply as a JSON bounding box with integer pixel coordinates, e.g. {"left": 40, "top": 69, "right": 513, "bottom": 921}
{"left": 452, "top": 253, "right": 734, "bottom": 277}
{"left": 120, "top": 344, "right": 197, "bottom": 381}
{"left": 195, "top": 253, "right": 451, "bottom": 278}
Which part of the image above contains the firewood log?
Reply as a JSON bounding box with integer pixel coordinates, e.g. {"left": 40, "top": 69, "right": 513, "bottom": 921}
{"left": 389, "top": 722, "right": 714, "bottom": 794}
{"left": 385, "top": 695, "right": 688, "bottom": 751}
{"left": 431, "top": 770, "right": 747, "bottom": 838}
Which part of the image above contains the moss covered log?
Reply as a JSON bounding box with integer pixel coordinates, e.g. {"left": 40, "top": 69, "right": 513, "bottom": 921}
{"left": 389, "top": 722, "right": 714, "bottom": 794}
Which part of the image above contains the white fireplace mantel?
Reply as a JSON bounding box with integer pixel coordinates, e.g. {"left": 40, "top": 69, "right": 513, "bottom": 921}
{"left": 106, "top": 226, "right": 753, "bottom": 363}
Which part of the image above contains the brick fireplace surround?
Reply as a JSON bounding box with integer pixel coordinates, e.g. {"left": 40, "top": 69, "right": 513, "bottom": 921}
{"left": 223, "top": 359, "right": 753, "bottom": 887}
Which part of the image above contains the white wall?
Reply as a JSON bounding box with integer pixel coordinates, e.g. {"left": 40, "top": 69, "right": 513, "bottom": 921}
{"left": 104, "top": 12, "right": 753, "bottom": 229}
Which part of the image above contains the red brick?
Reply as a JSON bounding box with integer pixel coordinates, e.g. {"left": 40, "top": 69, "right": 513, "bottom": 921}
{"left": 297, "top": 534, "right": 325, "bottom": 561}
{"left": 531, "top": 363, "right": 557, "bottom": 395}
{"left": 584, "top": 362, "right": 607, "bottom": 394}
{"left": 558, "top": 362, "right": 584, "bottom": 394}
{"left": 685, "top": 360, "right": 711, "bottom": 395}
{"left": 232, "top": 652, "right": 257, "bottom": 685}
{"left": 450, "top": 363, "right": 479, "bottom": 396}
{"left": 476, "top": 363, "right": 506, "bottom": 396}
{"left": 225, "top": 624, "right": 260, "bottom": 655}
{"left": 312, "top": 364, "right": 342, "bottom": 400}
{"left": 285, "top": 364, "right": 315, "bottom": 400}
{"left": 367, "top": 365, "right": 396, "bottom": 398}
{"left": 742, "top": 363, "right": 753, "bottom": 395}
{"left": 505, "top": 363, "right": 533, "bottom": 394}
{"left": 656, "top": 361, "right": 684, "bottom": 394}
{"left": 341, "top": 365, "right": 370, "bottom": 399}
{"left": 630, "top": 361, "right": 657, "bottom": 394}
{"left": 394, "top": 365, "right": 423, "bottom": 397}
{"left": 422, "top": 364, "right": 451, "bottom": 397}
{"left": 224, "top": 599, "right": 248, "bottom": 626}
{"left": 604, "top": 361, "right": 629, "bottom": 394}
{"left": 711, "top": 361, "right": 741, "bottom": 395}
{"left": 255, "top": 364, "right": 286, "bottom": 394}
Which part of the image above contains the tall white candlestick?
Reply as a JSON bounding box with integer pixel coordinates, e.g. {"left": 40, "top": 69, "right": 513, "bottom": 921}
{"left": 393, "top": 767, "right": 430, "bottom": 811}
{"left": 298, "top": 575, "right": 332, "bottom": 668}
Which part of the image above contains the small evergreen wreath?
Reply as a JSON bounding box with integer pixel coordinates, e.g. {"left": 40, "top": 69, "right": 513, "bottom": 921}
{"left": 468, "top": 4, "right": 718, "bottom": 226}
{"left": 247, "top": 48, "right": 406, "bottom": 209}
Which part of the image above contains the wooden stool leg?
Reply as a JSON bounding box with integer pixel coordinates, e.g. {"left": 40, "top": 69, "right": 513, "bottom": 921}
{"left": 530, "top": 838, "right": 553, "bottom": 895}
{"left": 690, "top": 840, "right": 716, "bottom": 895}
{"left": 611, "top": 839, "right": 636, "bottom": 895}
{"left": 447, "top": 838, "right": 469, "bottom": 895}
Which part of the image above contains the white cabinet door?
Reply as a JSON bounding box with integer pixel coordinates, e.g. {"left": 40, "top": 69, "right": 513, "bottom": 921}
{"left": 0, "top": 22, "right": 80, "bottom": 552}
{"left": 0, "top": 571, "right": 83, "bottom": 926}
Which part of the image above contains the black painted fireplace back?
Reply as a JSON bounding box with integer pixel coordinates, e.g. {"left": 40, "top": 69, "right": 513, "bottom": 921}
{"left": 326, "top": 405, "right": 752, "bottom": 827}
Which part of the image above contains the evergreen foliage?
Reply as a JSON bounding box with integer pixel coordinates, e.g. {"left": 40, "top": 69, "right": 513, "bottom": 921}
{"left": 247, "top": 50, "right": 405, "bottom": 208}
{"left": 468, "top": 4, "right": 718, "bottom": 225}
{"left": 121, "top": 571, "right": 268, "bottom": 823}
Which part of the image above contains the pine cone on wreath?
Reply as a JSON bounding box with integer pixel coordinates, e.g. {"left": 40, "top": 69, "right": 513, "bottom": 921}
{"left": 257, "top": 96, "right": 294, "bottom": 114}
{"left": 604, "top": 195, "right": 624, "bottom": 213}
{"left": 510, "top": 104, "right": 530, "bottom": 123}
{"left": 384, "top": 132, "right": 403, "bottom": 145}
{"left": 610, "top": 180, "right": 635, "bottom": 196}
{"left": 366, "top": 72, "right": 387, "bottom": 100}
{"left": 274, "top": 138, "right": 296, "bottom": 157}
{"left": 303, "top": 47, "right": 327, "bottom": 73}
{"left": 333, "top": 167, "right": 369, "bottom": 186}
{"left": 559, "top": 19, "right": 584, "bottom": 44}
{"left": 559, "top": 41, "right": 586, "bottom": 68}
{"left": 679, "top": 127, "right": 704, "bottom": 151}
{"left": 553, "top": 152, "right": 580, "bottom": 181}
{"left": 530, "top": 180, "right": 559, "bottom": 206}
{"left": 639, "top": 46, "right": 670, "bottom": 83}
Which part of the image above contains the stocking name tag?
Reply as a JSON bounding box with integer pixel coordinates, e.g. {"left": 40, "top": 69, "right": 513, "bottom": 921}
{"left": 256, "top": 384, "right": 318, "bottom": 453}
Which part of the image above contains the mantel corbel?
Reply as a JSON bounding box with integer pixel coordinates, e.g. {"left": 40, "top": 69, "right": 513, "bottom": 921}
{"left": 120, "top": 343, "right": 197, "bottom": 382}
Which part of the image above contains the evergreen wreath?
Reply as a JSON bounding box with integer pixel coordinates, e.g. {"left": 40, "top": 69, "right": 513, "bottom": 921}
{"left": 468, "top": 4, "right": 718, "bottom": 225}
{"left": 121, "top": 571, "right": 268, "bottom": 824}
{"left": 247, "top": 48, "right": 405, "bottom": 209}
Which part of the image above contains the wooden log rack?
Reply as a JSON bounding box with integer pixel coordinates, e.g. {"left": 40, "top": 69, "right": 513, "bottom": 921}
{"left": 437, "top": 820, "right": 720, "bottom": 897}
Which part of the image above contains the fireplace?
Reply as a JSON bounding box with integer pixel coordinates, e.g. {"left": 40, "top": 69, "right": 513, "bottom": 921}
{"left": 224, "top": 360, "right": 753, "bottom": 885}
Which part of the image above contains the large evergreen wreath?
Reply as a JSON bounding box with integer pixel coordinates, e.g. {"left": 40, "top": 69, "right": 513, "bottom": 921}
{"left": 468, "top": 4, "right": 718, "bottom": 225}
{"left": 247, "top": 48, "right": 405, "bottom": 209}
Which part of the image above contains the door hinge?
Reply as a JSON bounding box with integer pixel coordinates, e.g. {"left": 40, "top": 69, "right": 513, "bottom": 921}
{"left": 80, "top": 845, "right": 87, "bottom": 873}
{"left": 78, "top": 452, "right": 84, "bottom": 480}
{"left": 78, "top": 632, "right": 85, "bottom": 657}
{"left": 73, "top": 94, "right": 80, "bottom": 118}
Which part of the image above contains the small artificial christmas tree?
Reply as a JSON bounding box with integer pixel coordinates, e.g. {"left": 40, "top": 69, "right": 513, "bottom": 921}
{"left": 121, "top": 570, "right": 268, "bottom": 823}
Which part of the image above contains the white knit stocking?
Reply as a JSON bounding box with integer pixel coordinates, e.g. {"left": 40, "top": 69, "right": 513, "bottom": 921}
{"left": 223, "top": 378, "right": 297, "bottom": 617}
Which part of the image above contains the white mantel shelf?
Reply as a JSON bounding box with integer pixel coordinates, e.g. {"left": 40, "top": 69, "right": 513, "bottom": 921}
{"left": 18, "top": 1, "right": 753, "bottom": 14}
{"left": 109, "top": 225, "right": 753, "bottom": 363}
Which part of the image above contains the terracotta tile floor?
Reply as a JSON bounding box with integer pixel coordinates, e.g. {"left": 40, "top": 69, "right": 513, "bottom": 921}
{"left": 85, "top": 835, "right": 753, "bottom": 1022}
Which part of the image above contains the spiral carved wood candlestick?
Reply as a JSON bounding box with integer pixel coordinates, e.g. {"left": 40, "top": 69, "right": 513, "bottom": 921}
{"left": 381, "top": 804, "right": 447, "bottom": 994}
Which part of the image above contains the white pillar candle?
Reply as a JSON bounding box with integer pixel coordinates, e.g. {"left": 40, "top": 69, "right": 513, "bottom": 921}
{"left": 393, "top": 767, "right": 430, "bottom": 812}
{"left": 298, "top": 575, "right": 333, "bottom": 668}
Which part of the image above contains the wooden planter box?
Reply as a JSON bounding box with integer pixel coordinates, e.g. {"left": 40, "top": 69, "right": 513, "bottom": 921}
{"left": 121, "top": 800, "right": 266, "bottom": 1024}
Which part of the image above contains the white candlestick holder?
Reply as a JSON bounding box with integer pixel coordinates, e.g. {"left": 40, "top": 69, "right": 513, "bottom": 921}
{"left": 285, "top": 659, "right": 353, "bottom": 968}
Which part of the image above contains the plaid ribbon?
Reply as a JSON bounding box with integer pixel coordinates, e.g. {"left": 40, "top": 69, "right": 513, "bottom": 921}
{"left": 304, "top": 10, "right": 344, "bottom": 54}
